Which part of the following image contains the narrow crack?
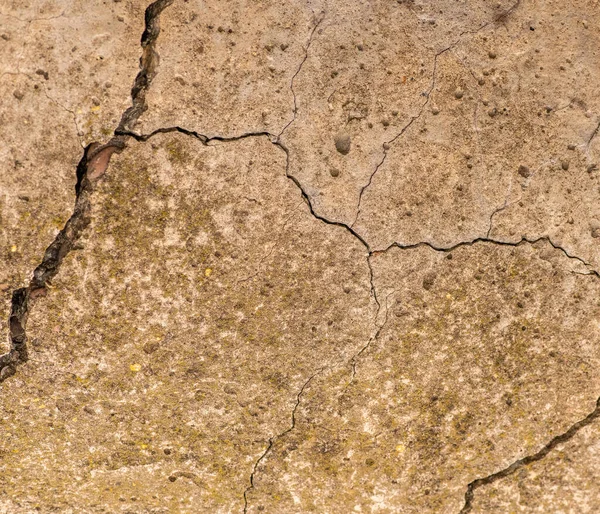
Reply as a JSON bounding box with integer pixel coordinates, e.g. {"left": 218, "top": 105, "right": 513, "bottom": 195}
{"left": 459, "top": 396, "right": 600, "bottom": 513}
{"left": 278, "top": 11, "right": 325, "bottom": 139}
{"left": 374, "top": 236, "right": 599, "bottom": 278}
{"left": 587, "top": 119, "right": 600, "bottom": 148}
{"left": 352, "top": 0, "right": 523, "bottom": 227}
{"left": 117, "top": 125, "right": 379, "bottom": 303}
{"left": 242, "top": 368, "right": 324, "bottom": 513}
{"left": 0, "top": 0, "right": 174, "bottom": 382}
{"left": 348, "top": 290, "right": 394, "bottom": 383}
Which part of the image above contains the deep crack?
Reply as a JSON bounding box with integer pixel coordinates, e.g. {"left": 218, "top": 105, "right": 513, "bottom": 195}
{"left": 0, "top": 0, "right": 174, "bottom": 382}
{"left": 459, "top": 396, "right": 600, "bottom": 513}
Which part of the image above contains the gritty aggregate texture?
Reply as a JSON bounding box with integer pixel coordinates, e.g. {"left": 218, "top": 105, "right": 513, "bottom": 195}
{"left": 1, "top": 0, "right": 600, "bottom": 512}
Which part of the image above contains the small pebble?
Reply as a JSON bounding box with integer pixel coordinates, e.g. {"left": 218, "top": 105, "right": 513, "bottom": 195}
{"left": 587, "top": 163, "right": 598, "bottom": 173}
{"left": 567, "top": 144, "right": 576, "bottom": 150}
{"left": 383, "top": 142, "right": 391, "bottom": 150}
{"left": 561, "top": 160, "right": 570, "bottom": 171}
{"left": 381, "top": 118, "right": 390, "bottom": 127}
{"left": 488, "top": 51, "right": 497, "bottom": 59}
{"left": 334, "top": 132, "right": 351, "bottom": 155}
{"left": 330, "top": 168, "right": 340, "bottom": 177}
{"left": 454, "top": 89, "right": 464, "bottom": 99}
{"left": 431, "top": 107, "right": 440, "bottom": 115}
{"left": 13, "top": 90, "right": 24, "bottom": 100}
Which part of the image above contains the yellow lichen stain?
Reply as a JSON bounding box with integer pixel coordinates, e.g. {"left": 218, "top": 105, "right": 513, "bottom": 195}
{"left": 130, "top": 363, "right": 142, "bottom": 372}
{"left": 205, "top": 268, "right": 213, "bottom": 277}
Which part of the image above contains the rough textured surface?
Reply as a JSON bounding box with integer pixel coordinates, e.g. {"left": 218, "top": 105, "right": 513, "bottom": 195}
{"left": 471, "top": 420, "right": 600, "bottom": 513}
{"left": 2, "top": 0, "right": 600, "bottom": 512}
{"left": 0, "top": 0, "right": 146, "bottom": 357}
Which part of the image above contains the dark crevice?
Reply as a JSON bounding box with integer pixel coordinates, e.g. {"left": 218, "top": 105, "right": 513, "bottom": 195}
{"left": 1, "top": 0, "right": 174, "bottom": 382}
{"left": 242, "top": 368, "right": 324, "bottom": 513}
{"left": 459, "top": 396, "right": 600, "bottom": 513}
{"left": 123, "top": 125, "right": 377, "bottom": 301}
{"left": 375, "top": 236, "right": 599, "bottom": 278}
{"left": 116, "top": 125, "right": 279, "bottom": 146}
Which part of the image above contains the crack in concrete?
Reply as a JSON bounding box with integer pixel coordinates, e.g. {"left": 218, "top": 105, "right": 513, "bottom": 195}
{"left": 0, "top": 0, "right": 174, "bottom": 382}
{"left": 459, "top": 396, "right": 600, "bottom": 513}
{"left": 373, "top": 235, "right": 599, "bottom": 277}
{"left": 587, "top": 119, "right": 600, "bottom": 148}
{"left": 6, "top": 0, "right": 594, "bottom": 510}
{"left": 348, "top": 290, "right": 394, "bottom": 384}
{"left": 119, "top": 125, "right": 379, "bottom": 302}
{"left": 278, "top": 11, "right": 325, "bottom": 139}
{"left": 352, "top": 0, "right": 523, "bottom": 227}
{"left": 242, "top": 368, "right": 324, "bottom": 513}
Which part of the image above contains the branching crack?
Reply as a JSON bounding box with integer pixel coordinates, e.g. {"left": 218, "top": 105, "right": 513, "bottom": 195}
{"left": 242, "top": 368, "right": 324, "bottom": 513}
{"left": 459, "top": 396, "right": 600, "bottom": 513}
{"left": 352, "top": 0, "right": 523, "bottom": 227}
{"left": 0, "top": 0, "right": 174, "bottom": 382}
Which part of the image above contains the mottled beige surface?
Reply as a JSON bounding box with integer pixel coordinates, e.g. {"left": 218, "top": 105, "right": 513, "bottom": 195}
{"left": 2, "top": 0, "right": 600, "bottom": 512}
{"left": 0, "top": 0, "right": 146, "bottom": 356}
{"left": 471, "top": 420, "right": 600, "bottom": 513}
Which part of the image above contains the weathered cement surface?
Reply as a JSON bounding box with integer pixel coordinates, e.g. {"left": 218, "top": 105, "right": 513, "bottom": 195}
{"left": 1, "top": 0, "right": 600, "bottom": 512}
{"left": 0, "top": 0, "right": 145, "bottom": 355}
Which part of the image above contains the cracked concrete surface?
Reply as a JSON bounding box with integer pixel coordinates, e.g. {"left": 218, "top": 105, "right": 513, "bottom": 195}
{"left": 2, "top": 0, "right": 600, "bottom": 512}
